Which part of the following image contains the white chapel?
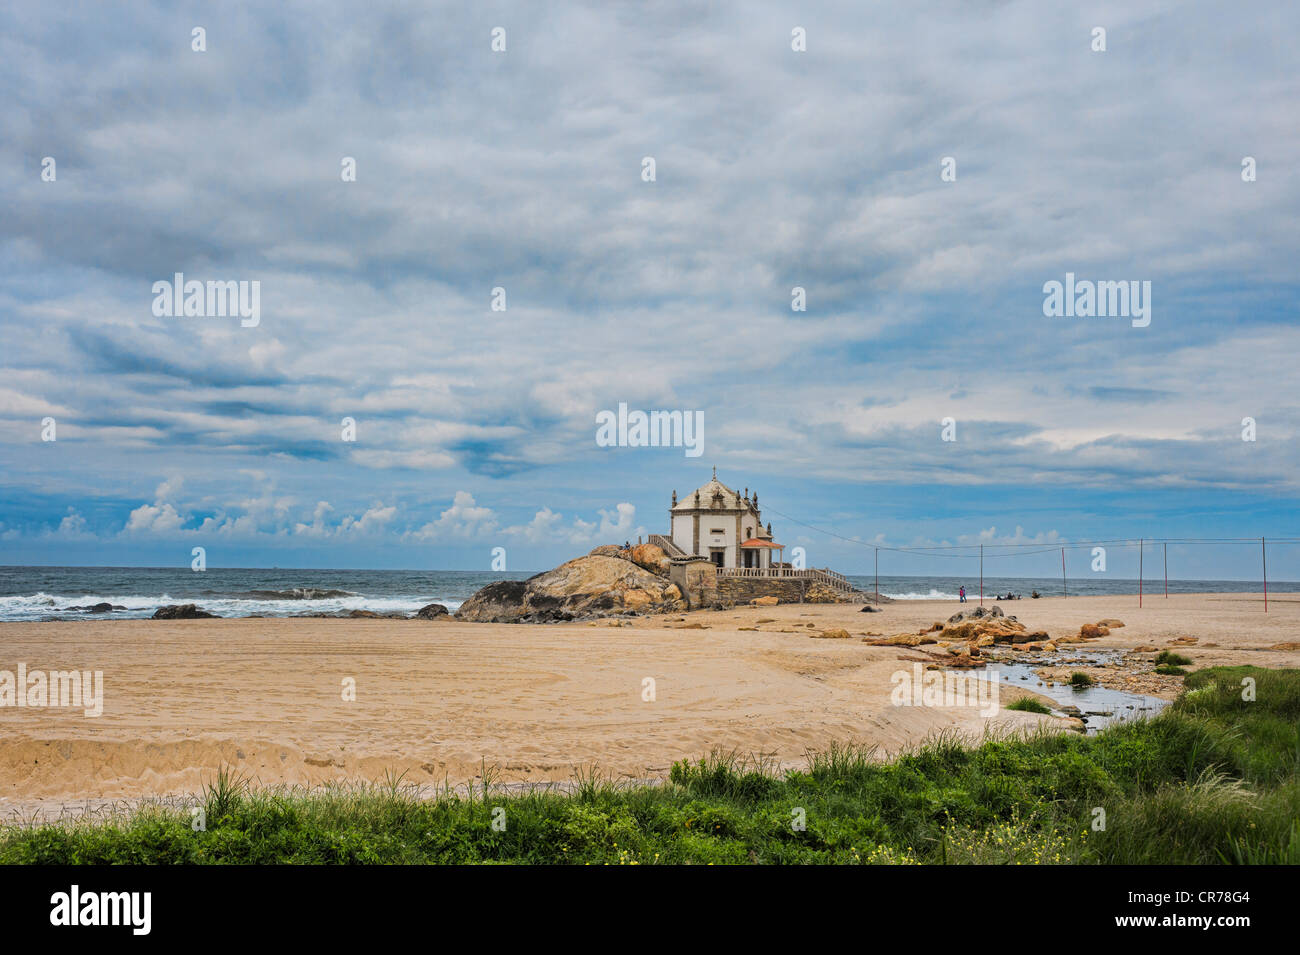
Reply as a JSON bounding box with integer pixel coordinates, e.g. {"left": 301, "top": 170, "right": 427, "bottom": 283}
{"left": 664, "top": 468, "right": 785, "bottom": 569}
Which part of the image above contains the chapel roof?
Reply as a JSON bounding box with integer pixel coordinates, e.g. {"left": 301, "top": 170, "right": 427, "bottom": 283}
{"left": 672, "top": 469, "right": 756, "bottom": 513}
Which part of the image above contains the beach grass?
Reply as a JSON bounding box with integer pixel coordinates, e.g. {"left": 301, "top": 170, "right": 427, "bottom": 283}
{"left": 2, "top": 666, "right": 1296, "bottom": 865}
{"left": 1005, "top": 697, "right": 1052, "bottom": 714}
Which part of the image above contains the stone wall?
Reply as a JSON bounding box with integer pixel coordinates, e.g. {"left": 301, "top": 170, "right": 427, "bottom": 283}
{"left": 669, "top": 558, "right": 719, "bottom": 609}
{"left": 716, "top": 575, "right": 811, "bottom": 605}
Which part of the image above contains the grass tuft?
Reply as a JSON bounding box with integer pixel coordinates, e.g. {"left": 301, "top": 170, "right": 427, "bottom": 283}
{"left": 1006, "top": 697, "right": 1052, "bottom": 714}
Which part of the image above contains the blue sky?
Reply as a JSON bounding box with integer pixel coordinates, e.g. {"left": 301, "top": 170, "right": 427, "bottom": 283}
{"left": 1, "top": 1, "right": 1297, "bottom": 577}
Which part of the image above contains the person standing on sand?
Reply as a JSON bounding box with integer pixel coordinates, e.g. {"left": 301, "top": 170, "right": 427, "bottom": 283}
{"left": 959, "top": 586, "right": 966, "bottom": 603}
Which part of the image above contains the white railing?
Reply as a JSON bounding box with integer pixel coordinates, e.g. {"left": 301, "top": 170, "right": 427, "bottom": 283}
{"left": 647, "top": 534, "right": 687, "bottom": 558}
{"left": 717, "top": 566, "right": 855, "bottom": 592}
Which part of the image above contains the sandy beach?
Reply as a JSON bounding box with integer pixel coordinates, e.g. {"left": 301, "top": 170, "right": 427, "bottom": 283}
{"left": 1, "top": 592, "right": 1297, "bottom": 820}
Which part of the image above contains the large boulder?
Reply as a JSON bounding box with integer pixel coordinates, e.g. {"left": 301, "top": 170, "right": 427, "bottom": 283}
{"left": 415, "top": 602, "right": 450, "bottom": 620}
{"left": 454, "top": 581, "right": 528, "bottom": 622}
{"left": 456, "top": 556, "right": 683, "bottom": 623}
{"left": 628, "top": 543, "right": 670, "bottom": 577}
{"left": 152, "top": 604, "right": 218, "bottom": 619}
{"left": 584, "top": 543, "right": 670, "bottom": 578}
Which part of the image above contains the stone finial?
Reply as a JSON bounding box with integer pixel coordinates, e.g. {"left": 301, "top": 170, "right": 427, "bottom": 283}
{"left": 753, "top": 492, "right": 758, "bottom": 506}
{"left": 672, "top": 489, "right": 677, "bottom": 506}
{"left": 712, "top": 465, "right": 717, "bottom": 480}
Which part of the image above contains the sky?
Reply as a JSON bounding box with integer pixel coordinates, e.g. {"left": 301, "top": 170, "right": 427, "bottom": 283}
{"left": 1, "top": 1, "right": 1297, "bottom": 578}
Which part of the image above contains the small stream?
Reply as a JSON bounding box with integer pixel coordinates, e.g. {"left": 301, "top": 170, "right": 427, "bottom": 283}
{"left": 979, "top": 650, "right": 1170, "bottom": 733}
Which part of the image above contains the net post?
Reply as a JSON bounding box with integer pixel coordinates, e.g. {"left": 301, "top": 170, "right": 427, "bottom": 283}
{"left": 1263, "top": 537, "right": 1268, "bottom": 613}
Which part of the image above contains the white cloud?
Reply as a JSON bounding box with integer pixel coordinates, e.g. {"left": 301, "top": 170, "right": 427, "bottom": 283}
{"left": 123, "top": 501, "right": 185, "bottom": 535}
{"left": 407, "top": 491, "right": 499, "bottom": 541}
{"left": 338, "top": 504, "right": 398, "bottom": 536}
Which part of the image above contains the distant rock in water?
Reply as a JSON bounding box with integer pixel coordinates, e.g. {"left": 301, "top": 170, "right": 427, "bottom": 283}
{"left": 415, "top": 602, "right": 450, "bottom": 619}
{"left": 62, "top": 602, "right": 123, "bottom": 613}
{"left": 152, "top": 604, "right": 218, "bottom": 619}
{"left": 457, "top": 555, "right": 685, "bottom": 623}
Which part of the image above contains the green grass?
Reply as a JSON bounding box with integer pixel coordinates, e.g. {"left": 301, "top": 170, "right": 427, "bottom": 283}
{"left": 2, "top": 666, "right": 1297, "bottom": 865}
{"left": 1069, "top": 671, "right": 1095, "bottom": 687}
{"left": 1157, "top": 650, "right": 1194, "bottom": 667}
{"left": 1155, "top": 664, "right": 1188, "bottom": 676}
{"left": 1006, "top": 697, "right": 1052, "bottom": 714}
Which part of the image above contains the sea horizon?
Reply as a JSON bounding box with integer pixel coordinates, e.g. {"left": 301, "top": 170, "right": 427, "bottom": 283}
{"left": 1, "top": 563, "right": 1294, "bottom": 623}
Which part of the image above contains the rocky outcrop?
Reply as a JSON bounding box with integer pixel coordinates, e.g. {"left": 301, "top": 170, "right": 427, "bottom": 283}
{"left": 452, "top": 581, "right": 527, "bottom": 621}
{"left": 864, "top": 632, "right": 938, "bottom": 647}
{"left": 152, "top": 604, "right": 218, "bottom": 619}
{"left": 415, "top": 602, "right": 450, "bottom": 619}
{"left": 947, "top": 605, "right": 1008, "bottom": 625}
{"left": 456, "top": 556, "right": 686, "bottom": 623}
{"left": 628, "top": 543, "right": 670, "bottom": 578}
{"left": 803, "top": 582, "right": 847, "bottom": 604}
{"left": 585, "top": 543, "right": 671, "bottom": 578}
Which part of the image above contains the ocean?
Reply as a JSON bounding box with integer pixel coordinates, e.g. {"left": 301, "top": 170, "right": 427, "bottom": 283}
{"left": 0, "top": 566, "right": 1293, "bottom": 622}
{"left": 0, "top": 566, "right": 533, "bottom": 622}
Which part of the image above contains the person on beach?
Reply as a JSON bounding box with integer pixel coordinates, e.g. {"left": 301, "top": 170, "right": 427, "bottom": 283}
{"left": 959, "top": 586, "right": 966, "bottom": 603}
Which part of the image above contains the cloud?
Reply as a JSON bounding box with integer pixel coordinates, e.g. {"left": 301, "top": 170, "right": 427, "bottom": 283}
{"left": 1, "top": 1, "right": 1297, "bottom": 572}
{"left": 49, "top": 508, "right": 95, "bottom": 540}
{"left": 123, "top": 501, "right": 185, "bottom": 535}
{"left": 338, "top": 504, "right": 398, "bottom": 536}
{"left": 293, "top": 501, "right": 335, "bottom": 538}
{"left": 508, "top": 502, "right": 642, "bottom": 546}
{"left": 407, "top": 491, "right": 499, "bottom": 541}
